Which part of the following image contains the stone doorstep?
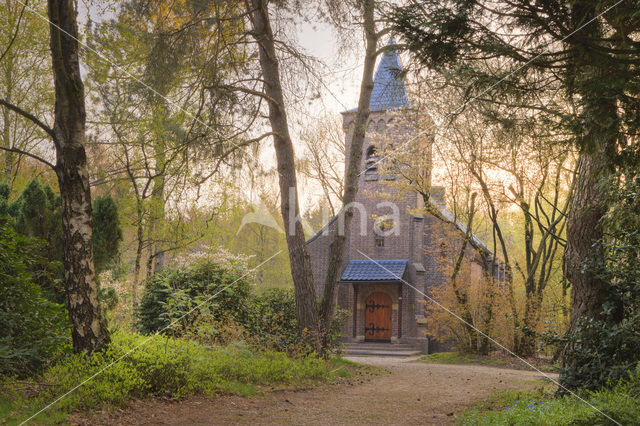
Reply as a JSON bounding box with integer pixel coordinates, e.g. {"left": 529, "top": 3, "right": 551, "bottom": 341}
{"left": 341, "top": 342, "right": 423, "bottom": 357}
{"left": 342, "top": 349, "right": 423, "bottom": 357}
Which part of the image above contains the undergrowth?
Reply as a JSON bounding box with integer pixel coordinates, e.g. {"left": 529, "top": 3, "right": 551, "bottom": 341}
{"left": 459, "top": 364, "right": 640, "bottom": 425}
{"left": 0, "top": 331, "right": 351, "bottom": 424}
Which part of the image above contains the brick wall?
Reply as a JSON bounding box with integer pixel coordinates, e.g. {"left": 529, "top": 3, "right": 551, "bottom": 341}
{"left": 306, "top": 106, "right": 495, "bottom": 351}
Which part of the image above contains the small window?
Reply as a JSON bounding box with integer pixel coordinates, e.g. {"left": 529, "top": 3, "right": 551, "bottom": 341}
{"left": 440, "top": 241, "right": 447, "bottom": 258}
{"left": 374, "top": 221, "right": 390, "bottom": 248}
{"left": 366, "top": 145, "right": 376, "bottom": 159}
{"left": 365, "top": 145, "right": 378, "bottom": 175}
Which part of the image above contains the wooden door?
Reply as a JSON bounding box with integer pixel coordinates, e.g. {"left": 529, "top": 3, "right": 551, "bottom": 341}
{"left": 364, "top": 292, "right": 392, "bottom": 341}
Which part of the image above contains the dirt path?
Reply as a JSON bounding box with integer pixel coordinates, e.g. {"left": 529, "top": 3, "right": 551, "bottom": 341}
{"left": 82, "top": 356, "right": 555, "bottom": 425}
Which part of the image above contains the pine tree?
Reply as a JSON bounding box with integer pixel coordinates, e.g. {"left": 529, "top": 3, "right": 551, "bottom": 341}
{"left": 390, "top": 0, "right": 639, "bottom": 383}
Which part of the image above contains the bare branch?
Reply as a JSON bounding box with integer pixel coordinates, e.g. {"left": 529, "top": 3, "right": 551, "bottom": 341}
{"left": 0, "top": 146, "right": 55, "bottom": 171}
{"left": 0, "top": 98, "right": 55, "bottom": 140}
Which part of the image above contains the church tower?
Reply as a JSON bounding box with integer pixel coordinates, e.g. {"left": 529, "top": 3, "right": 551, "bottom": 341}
{"left": 305, "top": 43, "right": 430, "bottom": 349}
{"left": 306, "top": 41, "right": 494, "bottom": 353}
{"left": 340, "top": 42, "right": 430, "bottom": 263}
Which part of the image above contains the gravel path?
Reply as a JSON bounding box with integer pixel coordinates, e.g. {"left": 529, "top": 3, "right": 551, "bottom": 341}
{"left": 80, "top": 356, "right": 556, "bottom": 425}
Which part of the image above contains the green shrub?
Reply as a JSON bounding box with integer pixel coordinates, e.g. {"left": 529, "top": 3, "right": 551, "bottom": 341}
{"left": 4, "top": 331, "right": 332, "bottom": 423}
{"left": 137, "top": 254, "right": 252, "bottom": 336}
{"left": 0, "top": 181, "right": 123, "bottom": 304}
{"left": 92, "top": 195, "right": 123, "bottom": 274}
{"left": 246, "top": 288, "right": 301, "bottom": 352}
{"left": 137, "top": 255, "right": 347, "bottom": 355}
{"left": 0, "top": 220, "right": 70, "bottom": 377}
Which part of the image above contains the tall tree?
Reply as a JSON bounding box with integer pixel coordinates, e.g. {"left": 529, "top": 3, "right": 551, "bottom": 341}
{"left": 87, "top": 0, "right": 253, "bottom": 291}
{"left": 48, "top": 0, "right": 109, "bottom": 352}
{"left": 318, "top": 0, "right": 382, "bottom": 344}
{"left": 246, "top": 0, "right": 321, "bottom": 341}
{"left": 0, "top": 0, "right": 109, "bottom": 352}
{"left": 242, "top": 0, "right": 390, "bottom": 349}
{"left": 390, "top": 0, "right": 639, "bottom": 378}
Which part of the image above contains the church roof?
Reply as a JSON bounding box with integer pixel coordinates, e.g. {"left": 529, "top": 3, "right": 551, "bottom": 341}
{"left": 343, "top": 41, "right": 409, "bottom": 113}
{"left": 431, "top": 200, "right": 492, "bottom": 255}
{"left": 340, "top": 259, "right": 408, "bottom": 281}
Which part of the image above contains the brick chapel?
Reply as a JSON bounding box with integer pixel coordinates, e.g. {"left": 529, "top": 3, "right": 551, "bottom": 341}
{"left": 306, "top": 45, "right": 506, "bottom": 354}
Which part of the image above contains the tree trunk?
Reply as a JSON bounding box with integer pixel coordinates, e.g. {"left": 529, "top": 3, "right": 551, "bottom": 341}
{"left": 564, "top": 151, "right": 611, "bottom": 331}
{"left": 248, "top": 0, "right": 319, "bottom": 344}
{"left": 1, "top": 31, "right": 15, "bottom": 186}
{"left": 450, "top": 193, "right": 479, "bottom": 351}
{"left": 48, "top": 0, "right": 109, "bottom": 352}
{"left": 564, "top": 1, "right": 622, "bottom": 334}
{"left": 148, "top": 103, "right": 167, "bottom": 274}
{"left": 318, "top": 0, "right": 378, "bottom": 344}
{"left": 517, "top": 288, "right": 543, "bottom": 357}
{"left": 477, "top": 258, "right": 495, "bottom": 355}
{"left": 132, "top": 200, "right": 144, "bottom": 308}
{"left": 1, "top": 99, "right": 13, "bottom": 184}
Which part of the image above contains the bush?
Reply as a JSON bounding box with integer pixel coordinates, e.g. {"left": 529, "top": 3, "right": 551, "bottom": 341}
{"left": 92, "top": 195, "right": 123, "bottom": 274}
{"left": 3, "top": 331, "right": 333, "bottom": 423}
{"left": 0, "top": 182, "right": 123, "bottom": 304}
{"left": 559, "top": 314, "right": 640, "bottom": 391}
{"left": 246, "top": 288, "right": 301, "bottom": 352}
{"left": 137, "top": 253, "right": 252, "bottom": 336}
{"left": 460, "top": 364, "right": 640, "bottom": 425}
{"left": 0, "top": 220, "right": 70, "bottom": 377}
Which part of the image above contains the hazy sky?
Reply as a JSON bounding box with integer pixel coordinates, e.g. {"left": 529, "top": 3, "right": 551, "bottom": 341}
{"left": 295, "top": 21, "right": 365, "bottom": 115}
{"left": 79, "top": 2, "right": 370, "bottom": 209}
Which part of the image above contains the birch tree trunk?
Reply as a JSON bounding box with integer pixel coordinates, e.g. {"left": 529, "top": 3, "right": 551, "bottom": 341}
{"left": 48, "top": 0, "right": 109, "bottom": 352}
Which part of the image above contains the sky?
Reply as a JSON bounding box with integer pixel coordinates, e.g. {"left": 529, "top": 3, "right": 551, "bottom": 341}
{"left": 78, "top": 1, "right": 372, "bottom": 211}
{"left": 295, "top": 20, "right": 364, "bottom": 115}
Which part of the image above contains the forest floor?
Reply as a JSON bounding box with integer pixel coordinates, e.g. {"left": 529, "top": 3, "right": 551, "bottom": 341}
{"left": 76, "top": 356, "right": 557, "bottom": 425}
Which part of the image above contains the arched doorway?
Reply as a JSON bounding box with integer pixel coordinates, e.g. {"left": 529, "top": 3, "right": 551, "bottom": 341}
{"left": 364, "top": 292, "right": 392, "bottom": 342}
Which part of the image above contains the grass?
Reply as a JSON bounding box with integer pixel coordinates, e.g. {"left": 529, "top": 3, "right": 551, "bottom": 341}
{"left": 0, "top": 331, "right": 361, "bottom": 425}
{"left": 458, "top": 371, "right": 640, "bottom": 425}
{"left": 421, "top": 351, "right": 560, "bottom": 373}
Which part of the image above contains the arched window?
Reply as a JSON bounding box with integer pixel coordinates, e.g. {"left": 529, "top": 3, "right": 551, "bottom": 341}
{"left": 366, "top": 145, "right": 376, "bottom": 159}
{"left": 440, "top": 241, "right": 447, "bottom": 258}
{"left": 365, "top": 145, "right": 377, "bottom": 175}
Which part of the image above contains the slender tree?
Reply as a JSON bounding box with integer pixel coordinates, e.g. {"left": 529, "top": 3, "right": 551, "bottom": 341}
{"left": 0, "top": 0, "right": 109, "bottom": 352}
{"left": 242, "top": 0, "right": 392, "bottom": 349}
{"left": 318, "top": 0, "right": 383, "bottom": 344}
{"left": 0, "top": 0, "right": 53, "bottom": 188}
{"left": 48, "top": 0, "right": 109, "bottom": 352}
{"left": 246, "top": 0, "right": 321, "bottom": 341}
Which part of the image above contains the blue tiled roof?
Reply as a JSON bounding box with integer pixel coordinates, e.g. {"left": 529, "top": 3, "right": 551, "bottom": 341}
{"left": 340, "top": 259, "right": 408, "bottom": 281}
{"left": 343, "top": 41, "right": 409, "bottom": 113}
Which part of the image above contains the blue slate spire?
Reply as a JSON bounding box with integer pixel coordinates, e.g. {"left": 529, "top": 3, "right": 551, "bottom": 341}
{"left": 343, "top": 40, "right": 409, "bottom": 113}
{"left": 369, "top": 40, "right": 408, "bottom": 111}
